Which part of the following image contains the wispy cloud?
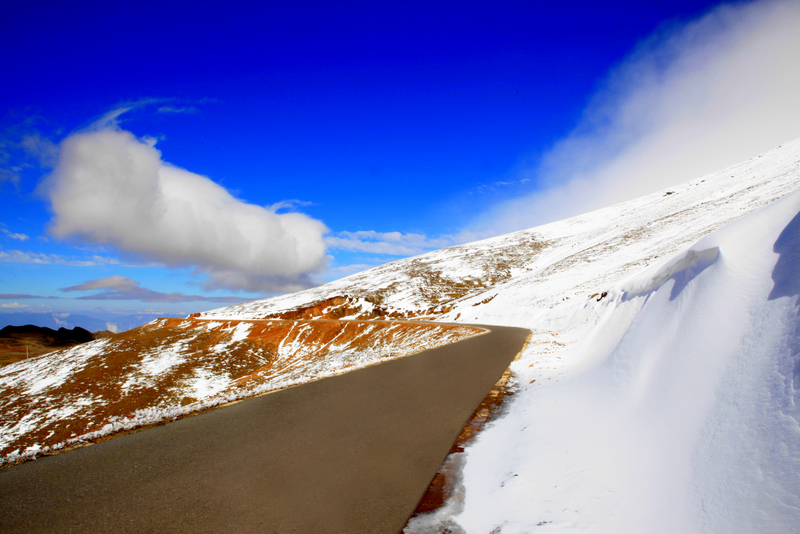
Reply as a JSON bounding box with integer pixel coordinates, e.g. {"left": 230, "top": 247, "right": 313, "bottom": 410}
{"left": 0, "top": 169, "right": 20, "bottom": 187}
{"left": 0, "top": 293, "right": 56, "bottom": 299}
{"left": 88, "top": 98, "right": 174, "bottom": 130}
{"left": 157, "top": 105, "right": 198, "bottom": 114}
{"left": 319, "top": 263, "right": 377, "bottom": 281}
{"left": 88, "top": 98, "right": 210, "bottom": 129}
{"left": 0, "top": 302, "right": 29, "bottom": 309}
{"left": 42, "top": 115, "right": 329, "bottom": 292}
{"left": 268, "top": 199, "right": 317, "bottom": 213}
{"left": 472, "top": 0, "right": 800, "bottom": 234}
{"left": 1, "top": 228, "right": 29, "bottom": 241}
{"left": 0, "top": 249, "right": 119, "bottom": 267}
{"left": 472, "top": 177, "right": 531, "bottom": 195}
{"left": 326, "top": 230, "right": 457, "bottom": 256}
{"left": 62, "top": 275, "right": 250, "bottom": 303}
{"left": 0, "top": 118, "right": 59, "bottom": 186}
{"left": 20, "top": 132, "right": 58, "bottom": 167}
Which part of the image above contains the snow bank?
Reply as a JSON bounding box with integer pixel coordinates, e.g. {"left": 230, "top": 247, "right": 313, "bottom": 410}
{"left": 440, "top": 190, "right": 800, "bottom": 533}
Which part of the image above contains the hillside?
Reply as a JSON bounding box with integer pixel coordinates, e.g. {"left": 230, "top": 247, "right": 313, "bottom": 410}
{"left": 208, "top": 139, "right": 800, "bottom": 533}
{"left": 0, "top": 318, "right": 481, "bottom": 464}
{"left": 0, "top": 325, "right": 104, "bottom": 366}
{"left": 1, "top": 139, "right": 799, "bottom": 531}
{"left": 204, "top": 140, "right": 800, "bottom": 331}
{"left": 412, "top": 178, "right": 800, "bottom": 533}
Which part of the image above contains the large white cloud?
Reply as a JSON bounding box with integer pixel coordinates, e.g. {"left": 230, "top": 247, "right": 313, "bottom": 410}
{"left": 472, "top": 0, "right": 800, "bottom": 234}
{"left": 43, "top": 128, "right": 328, "bottom": 292}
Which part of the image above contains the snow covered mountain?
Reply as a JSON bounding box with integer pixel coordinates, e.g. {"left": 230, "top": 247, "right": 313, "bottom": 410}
{"left": 205, "top": 139, "right": 800, "bottom": 334}
{"left": 215, "top": 138, "right": 800, "bottom": 533}
{"left": 2, "top": 138, "right": 799, "bottom": 531}
{"left": 418, "top": 181, "right": 800, "bottom": 534}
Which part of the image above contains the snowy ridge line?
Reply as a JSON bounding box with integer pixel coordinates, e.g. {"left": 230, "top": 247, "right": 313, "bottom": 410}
{"left": 408, "top": 162, "right": 800, "bottom": 529}
{"left": 203, "top": 139, "right": 800, "bottom": 326}
{"left": 0, "top": 318, "right": 485, "bottom": 468}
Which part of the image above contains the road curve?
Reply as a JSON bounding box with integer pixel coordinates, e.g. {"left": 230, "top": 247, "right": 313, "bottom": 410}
{"left": 0, "top": 323, "right": 529, "bottom": 533}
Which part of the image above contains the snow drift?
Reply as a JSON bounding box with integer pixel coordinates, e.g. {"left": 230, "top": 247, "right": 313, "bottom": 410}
{"left": 204, "top": 138, "right": 800, "bottom": 533}
{"left": 4, "top": 134, "right": 800, "bottom": 531}
{"left": 430, "top": 189, "right": 800, "bottom": 533}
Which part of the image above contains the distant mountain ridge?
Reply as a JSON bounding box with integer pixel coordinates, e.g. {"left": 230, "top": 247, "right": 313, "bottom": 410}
{"left": 1, "top": 325, "right": 95, "bottom": 344}
{"left": 0, "top": 324, "right": 109, "bottom": 366}
{"left": 0, "top": 312, "right": 185, "bottom": 335}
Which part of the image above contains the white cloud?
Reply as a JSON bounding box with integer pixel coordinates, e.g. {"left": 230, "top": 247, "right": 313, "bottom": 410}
{"left": 0, "top": 249, "right": 118, "bottom": 266}
{"left": 268, "top": 199, "right": 316, "bottom": 212}
{"left": 105, "top": 322, "right": 118, "bottom": 333}
{"left": 157, "top": 105, "right": 198, "bottom": 114}
{"left": 472, "top": 0, "right": 800, "bottom": 234}
{"left": 1, "top": 228, "right": 29, "bottom": 241}
{"left": 326, "top": 230, "right": 457, "bottom": 255}
{"left": 42, "top": 127, "right": 328, "bottom": 292}
{"left": 20, "top": 132, "right": 58, "bottom": 167}
{"left": 1, "top": 302, "right": 28, "bottom": 309}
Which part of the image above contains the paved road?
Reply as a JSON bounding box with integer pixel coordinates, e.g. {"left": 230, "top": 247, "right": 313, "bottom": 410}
{"left": 0, "top": 324, "right": 529, "bottom": 533}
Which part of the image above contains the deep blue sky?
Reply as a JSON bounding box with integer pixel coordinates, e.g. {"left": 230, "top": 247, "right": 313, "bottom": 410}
{"left": 1, "top": 0, "right": 730, "bottom": 328}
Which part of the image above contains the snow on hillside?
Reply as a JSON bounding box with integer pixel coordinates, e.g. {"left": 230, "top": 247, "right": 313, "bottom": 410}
{"left": 204, "top": 139, "right": 800, "bottom": 532}
{"left": 0, "top": 319, "right": 481, "bottom": 466}
{"left": 204, "top": 140, "right": 800, "bottom": 330}
{"left": 2, "top": 136, "right": 799, "bottom": 530}
{"left": 411, "top": 185, "right": 800, "bottom": 533}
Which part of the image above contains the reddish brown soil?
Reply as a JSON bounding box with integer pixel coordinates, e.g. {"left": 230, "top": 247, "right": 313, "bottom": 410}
{"left": 259, "top": 295, "right": 446, "bottom": 321}
{"left": 1, "top": 318, "right": 482, "bottom": 464}
{"left": 0, "top": 324, "right": 531, "bottom": 533}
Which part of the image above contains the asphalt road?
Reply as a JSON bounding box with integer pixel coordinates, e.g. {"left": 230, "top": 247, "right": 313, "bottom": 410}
{"left": 0, "top": 323, "right": 529, "bottom": 533}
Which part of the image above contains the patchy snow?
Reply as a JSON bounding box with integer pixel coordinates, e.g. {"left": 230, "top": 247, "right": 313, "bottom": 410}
{"left": 138, "top": 337, "right": 194, "bottom": 378}
{"left": 204, "top": 138, "right": 800, "bottom": 533}
{"left": 0, "top": 339, "right": 112, "bottom": 397}
{"left": 227, "top": 321, "right": 253, "bottom": 342}
{"left": 0, "top": 318, "right": 481, "bottom": 466}
{"left": 3, "top": 138, "right": 800, "bottom": 530}
{"left": 186, "top": 367, "right": 231, "bottom": 399}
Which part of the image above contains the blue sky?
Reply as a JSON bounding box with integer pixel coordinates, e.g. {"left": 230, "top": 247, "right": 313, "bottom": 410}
{"left": 2, "top": 0, "right": 800, "bottom": 330}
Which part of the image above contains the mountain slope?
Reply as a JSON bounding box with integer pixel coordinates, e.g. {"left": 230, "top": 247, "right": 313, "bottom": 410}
{"left": 0, "top": 319, "right": 481, "bottom": 464}
{"left": 2, "top": 139, "right": 799, "bottom": 531}
{"left": 0, "top": 325, "right": 99, "bottom": 366}
{"left": 418, "top": 183, "right": 800, "bottom": 533}
{"left": 206, "top": 139, "right": 800, "bottom": 533}
{"left": 205, "top": 140, "right": 800, "bottom": 333}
